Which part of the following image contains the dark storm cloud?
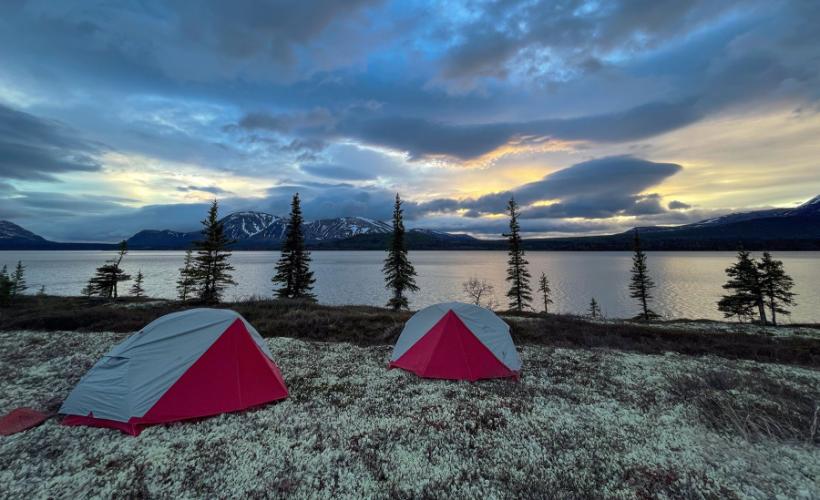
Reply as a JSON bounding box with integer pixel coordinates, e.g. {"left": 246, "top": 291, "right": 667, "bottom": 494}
{"left": 0, "top": 104, "right": 102, "bottom": 181}
{"left": 416, "top": 156, "right": 682, "bottom": 218}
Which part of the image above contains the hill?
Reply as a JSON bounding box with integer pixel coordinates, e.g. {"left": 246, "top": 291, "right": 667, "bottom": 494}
{"left": 2, "top": 195, "right": 819, "bottom": 250}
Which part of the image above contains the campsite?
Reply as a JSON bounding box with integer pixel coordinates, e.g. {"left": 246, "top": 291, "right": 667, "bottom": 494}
{"left": 1, "top": 297, "right": 819, "bottom": 498}
{"left": 2, "top": 2, "right": 820, "bottom": 497}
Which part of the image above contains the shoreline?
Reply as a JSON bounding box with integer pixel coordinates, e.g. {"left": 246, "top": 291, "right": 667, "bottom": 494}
{"left": 2, "top": 296, "right": 819, "bottom": 368}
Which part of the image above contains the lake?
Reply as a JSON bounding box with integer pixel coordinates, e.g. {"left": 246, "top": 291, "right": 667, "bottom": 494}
{"left": 1, "top": 250, "right": 818, "bottom": 322}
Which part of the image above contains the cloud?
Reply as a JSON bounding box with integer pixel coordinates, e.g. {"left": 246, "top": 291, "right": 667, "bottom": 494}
{"left": 0, "top": 0, "right": 388, "bottom": 85}
{"left": 1, "top": 0, "right": 818, "bottom": 241}
{"left": 434, "top": 0, "right": 757, "bottom": 88}
{"left": 177, "top": 185, "right": 233, "bottom": 195}
{"left": 300, "top": 164, "right": 374, "bottom": 181}
{"left": 0, "top": 104, "right": 102, "bottom": 180}
{"left": 235, "top": 99, "right": 699, "bottom": 161}
{"left": 668, "top": 200, "right": 692, "bottom": 210}
{"left": 442, "top": 156, "right": 683, "bottom": 218}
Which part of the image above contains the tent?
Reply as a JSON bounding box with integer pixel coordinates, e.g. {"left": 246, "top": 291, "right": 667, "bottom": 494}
{"left": 389, "top": 302, "right": 521, "bottom": 381}
{"left": 60, "top": 308, "right": 288, "bottom": 435}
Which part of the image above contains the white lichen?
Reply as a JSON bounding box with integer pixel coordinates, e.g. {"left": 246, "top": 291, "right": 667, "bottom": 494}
{"left": 0, "top": 330, "right": 817, "bottom": 498}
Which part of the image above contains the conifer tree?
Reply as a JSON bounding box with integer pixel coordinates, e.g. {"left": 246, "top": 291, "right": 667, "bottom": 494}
{"left": 0, "top": 265, "right": 11, "bottom": 306}
{"left": 10, "top": 261, "right": 27, "bottom": 296}
{"left": 505, "top": 196, "right": 531, "bottom": 311}
{"left": 273, "top": 193, "right": 316, "bottom": 300}
{"left": 193, "top": 200, "right": 236, "bottom": 303}
{"left": 758, "top": 251, "right": 796, "bottom": 326}
{"left": 383, "top": 193, "right": 418, "bottom": 310}
{"left": 538, "top": 272, "right": 553, "bottom": 314}
{"left": 629, "top": 230, "right": 658, "bottom": 320}
{"left": 176, "top": 249, "right": 197, "bottom": 301}
{"left": 86, "top": 240, "right": 131, "bottom": 299}
{"left": 718, "top": 248, "right": 767, "bottom": 324}
{"left": 588, "top": 297, "right": 601, "bottom": 318}
{"left": 130, "top": 269, "right": 146, "bottom": 298}
{"left": 37, "top": 285, "right": 46, "bottom": 296}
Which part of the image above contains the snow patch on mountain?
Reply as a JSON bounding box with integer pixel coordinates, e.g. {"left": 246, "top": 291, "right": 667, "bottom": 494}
{"left": 0, "top": 220, "right": 47, "bottom": 242}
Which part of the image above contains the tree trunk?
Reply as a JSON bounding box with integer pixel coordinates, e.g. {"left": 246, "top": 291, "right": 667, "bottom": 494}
{"left": 757, "top": 299, "right": 768, "bottom": 325}
{"left": 770, "top": 300, "right": 777, "bottom": 326}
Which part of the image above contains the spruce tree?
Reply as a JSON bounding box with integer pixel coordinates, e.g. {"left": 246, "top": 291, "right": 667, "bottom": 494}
{"left": 37, "top": 285, "right": 46, "bottom": 296}
{"left": 505, "top": 196, "right": 531, "bottom": 311}
{"left": 383, "top": 193, "right": 418, "bottom": 310}
{"left": 629, "top": 230, "right": 658, "bottom": 320}
{"left": 0, "top": 265, "right": 11, "bottom": 306}
{"left": 130, "top": 269, "right": 146, "bottom": 298}
{"left": 273, "top": 193, "right": 316, "bottom": 300}
{"left": 86, "top": 240, "right": 131, "bottom": 299}
{"left": 758, "top": 251, "right": 796, "bottom": 326}
{"left": 176, "top": 249, "right": 197, "bottom": 301}
{"left": 193, "top": 200, "right": 236, "bottom": 304}
{"left": 538, "top": 272, "right": 553, "bottom": 314}
{"left": 718, "top": 248, "right": 767, "bottom": 324}
{"left": 588, "top": 297, "right": 601, "bottom": 319}
{"left": 10, "top": 261, "right": 27, "bottom": 296}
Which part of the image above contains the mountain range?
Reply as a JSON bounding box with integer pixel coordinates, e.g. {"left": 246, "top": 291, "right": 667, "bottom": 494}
{"left": 126, "top": 213, "right": 395, "bottom": 249}
{"left": 1, "top": 195, "right": 819, "bottom": 251}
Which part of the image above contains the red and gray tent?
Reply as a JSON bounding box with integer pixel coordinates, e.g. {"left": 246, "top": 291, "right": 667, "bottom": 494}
{"left": 389, "top": 302, "right": 521, "bottom": 381}
{"left": 60, "top": 308, "right": 288, "bottom": 435}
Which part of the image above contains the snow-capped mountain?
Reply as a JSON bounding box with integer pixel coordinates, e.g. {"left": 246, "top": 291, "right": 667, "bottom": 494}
{"left": 4, "top": 195, "right": 819, "bottom": 250}
{"left": 782, "top": 195, "right": 820, "bottom": 216}
{"left": 0, "top": 220, "right": 47, "bottom": 243}
{"left": 687, "top": 195, "right": 820, "bottom": 228}
{"left": 306, "top": 217, "right": 391, "bottom": 241}
{"left": 127, "top": 212, "right": 393, "bottom": 248}
{"left": 220, "top": 211, "right": 285, "bottom": 241}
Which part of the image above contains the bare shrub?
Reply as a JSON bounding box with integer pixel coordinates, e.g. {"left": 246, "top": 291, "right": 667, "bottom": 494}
{"left": 462, "top": 277, "right": 497, "bottom": 309}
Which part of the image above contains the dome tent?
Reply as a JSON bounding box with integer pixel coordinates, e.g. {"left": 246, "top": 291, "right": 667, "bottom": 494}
{"left": 389, "top": 302, "right": 521, "bottom": 381}
{"left": 60, "top": 308, "right": 288, "bottom": 435}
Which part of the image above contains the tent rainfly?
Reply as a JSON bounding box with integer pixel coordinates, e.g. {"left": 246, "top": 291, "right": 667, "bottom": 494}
{"left": 60, "top": 308, "right": 288, "bottom": 435}
{"left": 389, "top": 302, "right": 521, "bottom": 381}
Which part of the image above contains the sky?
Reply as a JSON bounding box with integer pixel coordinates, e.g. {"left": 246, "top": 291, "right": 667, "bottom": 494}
{"left": 1, "top": 0, "right": 819, "bottom": 242}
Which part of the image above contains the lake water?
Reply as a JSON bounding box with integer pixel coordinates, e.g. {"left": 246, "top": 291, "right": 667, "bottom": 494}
{"left": 1, "top": 250, "right": 818, "bottom": 322}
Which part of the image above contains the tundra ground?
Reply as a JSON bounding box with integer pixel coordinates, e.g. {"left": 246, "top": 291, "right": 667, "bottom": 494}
{"left": 0, "top": 329, "right": 817, "bottom": 499}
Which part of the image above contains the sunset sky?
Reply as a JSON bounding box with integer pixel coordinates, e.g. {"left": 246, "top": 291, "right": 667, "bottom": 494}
{"left": 1, "top": 0, "right": 819, "bottom": 241}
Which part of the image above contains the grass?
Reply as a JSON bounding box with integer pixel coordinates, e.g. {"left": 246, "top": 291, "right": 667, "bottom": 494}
{"left": 2, "top": 295, "right": 819, "bottom": 367}
{"left": 0, "top": 330, "right": 817, "bottom": 498}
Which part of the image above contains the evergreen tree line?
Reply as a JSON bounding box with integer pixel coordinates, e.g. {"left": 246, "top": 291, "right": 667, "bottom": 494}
{"left": 497, "top": 197, "right": 797, "bottom": 324}
{"left": 169, "top": 194, "right": 419, "bottom": 309}
{"left": 21, "top": 193, "right": 796, "bottom": 324}
{"left": 0, "top": 261, "right": 27, "bottom": 306}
